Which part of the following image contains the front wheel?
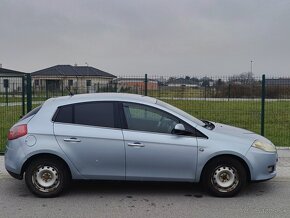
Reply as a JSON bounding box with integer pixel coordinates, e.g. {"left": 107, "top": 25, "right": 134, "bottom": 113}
{"left": 25, "top": 158, "right": 70, "bottom": 198}
{"left": 202, "top": 157, "right": 247, "bottom": 197}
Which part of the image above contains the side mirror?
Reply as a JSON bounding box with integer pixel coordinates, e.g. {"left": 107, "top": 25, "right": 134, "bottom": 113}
{"left": 172, "top": 123, "right": 186, "bottom": 135}
{"left": 174, "top": 123, "right": 185, "bottom": 131}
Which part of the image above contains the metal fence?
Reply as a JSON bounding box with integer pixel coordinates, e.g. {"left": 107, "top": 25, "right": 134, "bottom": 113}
{"left": 1, "top": 74, "right": 290, "bottom": 153}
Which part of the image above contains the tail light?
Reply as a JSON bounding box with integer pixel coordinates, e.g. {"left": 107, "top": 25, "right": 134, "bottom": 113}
{"left": 8, "top": 124, "right": 27, "bottom": 140}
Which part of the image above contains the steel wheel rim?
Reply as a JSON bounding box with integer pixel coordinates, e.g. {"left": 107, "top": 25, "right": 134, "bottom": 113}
{"left": 32, "top": 165, "right": 60, "bottom": 193}
{"left": 211, "top": 166, "right": 239, "bottom": 193}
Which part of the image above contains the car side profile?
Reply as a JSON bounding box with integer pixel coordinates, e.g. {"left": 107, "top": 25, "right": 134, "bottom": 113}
{"left": 5, "top": 93, "right": 277, "bottom": 197}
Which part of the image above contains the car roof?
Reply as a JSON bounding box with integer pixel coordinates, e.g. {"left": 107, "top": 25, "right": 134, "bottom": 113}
{"left": 46, "top": 93, "right": 157, "bottom": 107}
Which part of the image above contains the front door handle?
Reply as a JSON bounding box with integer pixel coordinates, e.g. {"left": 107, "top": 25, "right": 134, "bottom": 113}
{"left": 127, "top": 142, "right": 145, "bottom": 147}
{"left": 63, "top": 138, "right": 81, "bottom": 143}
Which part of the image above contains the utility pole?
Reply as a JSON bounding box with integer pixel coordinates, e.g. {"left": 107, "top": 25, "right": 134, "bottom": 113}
{"left": 250, "top": 60, "right": 254, "bottom": 74}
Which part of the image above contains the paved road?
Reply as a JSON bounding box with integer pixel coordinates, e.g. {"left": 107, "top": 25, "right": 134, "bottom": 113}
{"left": 0, "top": 101, "right": 43, "bottom": 107}
{"left": 0, "top": 150, "right": 290, "bottom": 218}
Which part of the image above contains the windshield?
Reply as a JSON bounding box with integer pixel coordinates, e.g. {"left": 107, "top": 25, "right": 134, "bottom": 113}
{"left": 156, "top": 100, "right": 205, "bottom": 127}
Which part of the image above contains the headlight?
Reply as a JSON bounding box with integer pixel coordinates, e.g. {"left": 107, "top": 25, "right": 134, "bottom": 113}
{"left": 252, "top": 140, "right": 276, "bottom": 152}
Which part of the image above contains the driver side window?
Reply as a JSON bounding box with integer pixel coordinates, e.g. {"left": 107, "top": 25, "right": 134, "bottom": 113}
{"left": 122, "top": 103, "right": 178, "bottom": 134}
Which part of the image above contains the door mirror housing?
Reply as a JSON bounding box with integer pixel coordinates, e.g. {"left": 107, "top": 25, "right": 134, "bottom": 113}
{"left": 174, "top": 123, "right": 185, "bottom": 131}
{"left": 172, "top": 123, "right": 186, "bottom": 135}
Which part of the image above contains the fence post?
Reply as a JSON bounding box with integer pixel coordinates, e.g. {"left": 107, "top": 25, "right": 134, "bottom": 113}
{"left": 228, "top": 83, "right": 231, "bottom": 101}
{"left": 5, "top": 86, "right": 8, "bottom": 106}
{"left": 144, "top": 74, "right": 148, "bottom": 96}
{"left": 22, "top": 76, "right": 25, "bottom": 115}
{"left": 261, "top": 74, "right": 265, "bottom": 136}
{"left": 26, "top": 73, "right": 32, "bottom": 113}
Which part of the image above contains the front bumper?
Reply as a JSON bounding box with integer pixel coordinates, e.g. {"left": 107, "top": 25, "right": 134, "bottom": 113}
{"left": 6, "top": 169, "right": 22, "bottom": 180}
{"left": 246, "top": 147, "right": 278, "bottom": 181}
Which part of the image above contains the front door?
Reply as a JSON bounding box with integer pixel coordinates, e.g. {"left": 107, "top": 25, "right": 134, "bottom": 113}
{"left": 121, "top": 102, "right": 198, "bottom": 181}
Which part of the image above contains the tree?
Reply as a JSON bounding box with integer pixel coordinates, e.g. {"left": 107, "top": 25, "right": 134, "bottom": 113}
{"left": 229, "top": 72, "right": 255, "bottom": 84}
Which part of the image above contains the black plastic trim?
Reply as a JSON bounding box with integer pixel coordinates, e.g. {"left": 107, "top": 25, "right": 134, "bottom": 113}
{"left": 7, "top": 170, "right": 23, "bottom": 180}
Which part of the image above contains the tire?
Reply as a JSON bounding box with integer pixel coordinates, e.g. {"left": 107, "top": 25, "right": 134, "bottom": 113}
{"left": 202, "top": 157, "right": 247, "bottom": 197}
{"left": 25, "top": 157, "right": 70, "bottom": 198}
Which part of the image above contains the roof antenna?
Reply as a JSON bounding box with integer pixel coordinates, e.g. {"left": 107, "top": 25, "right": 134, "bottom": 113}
{"left": 55, "top": 66, "right": 74, "bottom": 96}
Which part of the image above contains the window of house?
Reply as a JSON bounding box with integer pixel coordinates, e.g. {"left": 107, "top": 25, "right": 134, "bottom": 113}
{"left": 68, "top": 80, "right": 73, "bottom": 87}
{"left": 86, "top": 80, "right": 91, "bottom": 87}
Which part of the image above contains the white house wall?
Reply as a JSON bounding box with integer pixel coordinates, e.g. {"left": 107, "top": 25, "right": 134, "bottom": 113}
{"left": 0, "top": 77, "right": 23, "bottom": 93}
{"left": 32, "top": 76, "right": 113, "bottom": 88}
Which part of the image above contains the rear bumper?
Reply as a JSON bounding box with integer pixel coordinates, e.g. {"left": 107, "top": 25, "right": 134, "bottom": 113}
{"left": 5, "top": 142, "right": 26, "bottom": 179}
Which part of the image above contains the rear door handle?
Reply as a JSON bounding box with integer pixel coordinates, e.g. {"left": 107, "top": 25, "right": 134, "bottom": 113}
{"left": 63, "top": 138, "right": 81, "bottom": 143}
{"left": 127, "top": 142, "right": 145, "bottom": 147}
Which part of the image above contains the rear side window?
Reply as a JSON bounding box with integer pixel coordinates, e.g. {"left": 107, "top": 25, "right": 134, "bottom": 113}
{"left": 53, "top": 102, "right": 115, "bottom": 128}
{"left": 74, "top": 102, "right": 114, "bottom": 128}
{"left": 54, "top": 105, "right": 73, "bottom": 123}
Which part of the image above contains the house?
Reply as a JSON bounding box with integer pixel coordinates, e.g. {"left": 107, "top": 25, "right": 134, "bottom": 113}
{"left": 0, "top": 66, "right": 26, "bottom": 93}
{"left": 113, "top": 78, "right": 159, "bottom": 91}
{"left": 166, "top": 77, "right": 200, "bottom": 87}
{"left": 31, "top": 65, "right": 116, "bottom": 93}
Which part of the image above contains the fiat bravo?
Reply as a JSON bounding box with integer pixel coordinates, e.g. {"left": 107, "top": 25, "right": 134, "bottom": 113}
{"left": 5, "top": 93, "right": 277, "bottom": 197}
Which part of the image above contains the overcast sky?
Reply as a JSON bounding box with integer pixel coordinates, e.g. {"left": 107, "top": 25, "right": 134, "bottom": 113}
{"left": 1, "top": 0, "right": 290, "bottom": 76}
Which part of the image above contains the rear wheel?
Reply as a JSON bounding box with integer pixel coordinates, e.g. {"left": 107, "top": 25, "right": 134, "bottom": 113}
{"left": 25, "top": 158, "right": 70, "bottom": 197}
{"left": 202, "top": 157, "right": 247, "bottom": 197}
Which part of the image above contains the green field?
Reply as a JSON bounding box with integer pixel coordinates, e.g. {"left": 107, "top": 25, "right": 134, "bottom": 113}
{"left": 1, "top": 100, "right": 289, "bottom": 152}
{"left": 164, "top": 99, "right": 290, "bottom": 147}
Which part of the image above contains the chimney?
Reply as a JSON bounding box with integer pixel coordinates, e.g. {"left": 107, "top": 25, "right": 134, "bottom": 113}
{"left": 0, "top": 63, "right": 2, "bottom": 68}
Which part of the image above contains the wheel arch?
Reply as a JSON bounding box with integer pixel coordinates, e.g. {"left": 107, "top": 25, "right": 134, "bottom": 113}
{"left": 21, "top": 153, "right": 72, "bottom": 179}
{"left": 199, "top": 154, "right": 251, "bottom": 183}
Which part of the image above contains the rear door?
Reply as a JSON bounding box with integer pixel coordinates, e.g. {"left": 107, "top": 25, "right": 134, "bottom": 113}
{"left": 53, "top": 101, "right": 125, "bottom": 180}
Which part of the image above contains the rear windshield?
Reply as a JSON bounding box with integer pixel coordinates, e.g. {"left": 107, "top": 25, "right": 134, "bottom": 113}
{"left": 20, "top": 105, "right": 42, "bottom": 121}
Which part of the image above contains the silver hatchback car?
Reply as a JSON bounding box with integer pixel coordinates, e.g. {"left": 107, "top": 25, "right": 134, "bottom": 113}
{"left": 5, "top": 93, "right": 277, "bottom": 197}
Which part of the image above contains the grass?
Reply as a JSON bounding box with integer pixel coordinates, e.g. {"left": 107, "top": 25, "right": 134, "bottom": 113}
{"left": 148, "top": 87, "right": 205, "bottom": 98}
{"left": 0, "top": 106, "right": 22, "bottom": 151}
{"left": 0, "top": 104, "right": 41, "bottom": 152}
{"left": 0, "top": 100, "right": 289, "bottom": 152}
{"left": 162, "top": 99, "right": 290, "bottom": 147}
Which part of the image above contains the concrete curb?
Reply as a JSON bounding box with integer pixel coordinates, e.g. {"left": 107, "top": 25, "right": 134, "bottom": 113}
{"left": 277, "top": 147, "right": 290, "bottom": 150}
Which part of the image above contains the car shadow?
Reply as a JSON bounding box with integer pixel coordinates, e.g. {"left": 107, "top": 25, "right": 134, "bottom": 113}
{"left": 5, "top": 177, "right": 277, "bottom": 199}
{"left": 68, "top": 180, "right": 205, "bottom": 198}
{"left": 66, "top": 179, "right": 275, "bottom": 198}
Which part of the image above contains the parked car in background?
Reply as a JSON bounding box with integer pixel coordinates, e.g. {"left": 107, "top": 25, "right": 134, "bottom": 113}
{"left": 5, "top": 93, "right": 277, "bottom": 197}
